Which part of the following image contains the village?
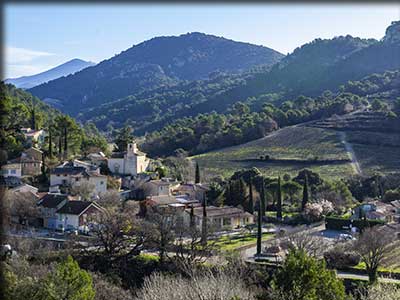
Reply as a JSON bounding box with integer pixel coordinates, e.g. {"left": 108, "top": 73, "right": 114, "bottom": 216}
{"left": 2, "top": 126, "right": 400, "bottom": 271}
{"left": 1, "top": 127, "right": 258, "bottom": 241}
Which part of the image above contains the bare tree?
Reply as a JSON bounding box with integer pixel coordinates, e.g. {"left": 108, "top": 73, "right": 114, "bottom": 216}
{"left": 353, "top": 226, "right": 396, "bottom": 284}
{"left": 281, "top": 227, "right": 325, "bottom": 258}
{"left": 97, "top": 190, "right": 121, "bottom": 209}
{"left": 173, "top": 221, "right": 216, "bottom": 276}
{"left": 86, "top": 208, "right": 147, "bottom": 266}
{"left": 91, "top": 272, "right": 134, "bottom": 300}
{"left": 6, "top": 191, "right": 40, "bottom": 226}
{"left": 134, "top": 271, "right": 256, "bottom": 300}
{"left": 144, "top": 207, "right": 177, "bottom": 264}
{"left": 357, "top": 283, "right": 400, "bottom": 300}
{"left": 71, "top": 181, "right": 95, "bottom": 200}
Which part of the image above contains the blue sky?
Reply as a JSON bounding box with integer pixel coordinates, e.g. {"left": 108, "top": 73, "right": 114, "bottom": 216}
{"left": 5, "top": 3, "right": 400, "bottom": 78}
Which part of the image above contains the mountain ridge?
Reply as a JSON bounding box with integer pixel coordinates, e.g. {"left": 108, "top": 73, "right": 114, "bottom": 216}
{"left": 28, "top": 32, "right": 284, "bottom": 113}
{"left": 6, "top": 58, "right": 95, "bottom": 89}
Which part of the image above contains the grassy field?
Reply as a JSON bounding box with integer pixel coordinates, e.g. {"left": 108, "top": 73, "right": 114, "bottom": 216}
{"left": 193, "top": 126, "right": 354, "bottom": 179}
{"left": 213, "top": 232, "right": 274, "bottom": 251}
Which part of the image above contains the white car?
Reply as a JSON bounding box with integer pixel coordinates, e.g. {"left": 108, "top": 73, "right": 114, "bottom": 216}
{"left": 339, "top": 233, "right": 355, "bottom": 241}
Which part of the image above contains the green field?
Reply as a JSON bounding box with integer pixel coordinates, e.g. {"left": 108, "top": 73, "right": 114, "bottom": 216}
{"left": 213, "top": 232, "right": 274, "bottom": 251}
{"left": 193, "top": 126, "right": 354, "bottom": 179}
{"left": 192, "top": 125, "right": 400, "bottom": 179}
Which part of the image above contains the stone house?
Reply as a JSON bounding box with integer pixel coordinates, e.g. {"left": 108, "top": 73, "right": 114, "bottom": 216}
{"left": 183, "top": 205, "right": 254, "bottom": 231}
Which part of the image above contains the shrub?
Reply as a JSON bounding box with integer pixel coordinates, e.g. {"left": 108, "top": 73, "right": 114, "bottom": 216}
{"left": 324, "top": 247, "right": 360, "bottom": 269}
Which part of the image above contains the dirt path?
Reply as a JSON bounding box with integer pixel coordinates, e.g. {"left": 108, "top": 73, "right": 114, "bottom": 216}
{"left": 338, "top": 131, "right": 362, "bottom": 175}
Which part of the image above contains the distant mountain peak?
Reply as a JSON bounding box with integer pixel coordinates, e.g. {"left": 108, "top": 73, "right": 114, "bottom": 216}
{"left": 6, "top": 58, "right": 95, "bottom": 89}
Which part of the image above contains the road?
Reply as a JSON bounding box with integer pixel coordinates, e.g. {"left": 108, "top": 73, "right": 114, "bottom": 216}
{"left": 338, "top": 131, "right": 362, "bottom": 175}
{"left": 337, "top": 271, "right": 400, "bottom": 284}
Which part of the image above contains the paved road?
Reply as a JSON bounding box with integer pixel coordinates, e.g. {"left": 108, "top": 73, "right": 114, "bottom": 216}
{"left": 337, "top": 271, "right": 400, "bottom": 284}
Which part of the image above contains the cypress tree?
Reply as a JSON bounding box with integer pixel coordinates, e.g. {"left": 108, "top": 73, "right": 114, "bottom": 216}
{"left": 238, "top": 178, "right": 246, "bottom": 208}
{"left": 48, "top": 128, "right": 53, "bottom": 158}
{"left": 58, "top": 135, "right": 62, "bottom": 156}
{"left": 195, "top": 162, "right": 200, "bottom": 184}
{"left": 201, "top": 194, "right": 207, "bottom": 246}
{"left": 248, "top": 177, "right": 254, "bottom": 214}
{"left": 260, "top": 177, "right": 266, "bottom": 217}
{"left": 301, "top": 175, "right": 309, "bottom": 211}
{"left": 63, "top": 126, "right": 68, "bottom": 158}
{"left": 256, "top": 199, "right": 262, "bottom": 256}
{"left": 276, "top": 176, "right": 282, "bottom": 220}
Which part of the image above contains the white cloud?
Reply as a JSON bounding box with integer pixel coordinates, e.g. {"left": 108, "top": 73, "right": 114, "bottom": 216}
{"left": 6, "top": 46, "right": 55, "bottom": 64}
{"left": 4, "top": 46, "right": 56, "bottom": 78}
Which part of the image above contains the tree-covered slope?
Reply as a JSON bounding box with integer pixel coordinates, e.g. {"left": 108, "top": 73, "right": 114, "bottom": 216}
{"left": 28, "top": 32, "right": 284, "bottom": 114}
{"left": 76, "top": 21, "right": 400, "bottom": 134}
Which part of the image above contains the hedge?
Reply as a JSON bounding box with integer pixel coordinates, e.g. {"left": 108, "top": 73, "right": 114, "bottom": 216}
{"left": 325, "top": 216, "right": 385, "bottom": 230}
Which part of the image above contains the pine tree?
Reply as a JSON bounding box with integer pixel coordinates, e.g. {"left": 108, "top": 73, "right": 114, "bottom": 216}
{"left": 195, "top": 162, "right": 200, "bottom": 184}
{"left": 256, "top": 199, "right": 262, "bottom": 256}
{"left": 276, "top": 176, "right": 282, "bottom": 220}
{"left": 301, "top": 175, "right": 309, "bottom": 211}
{"left": 58, "top": 135, "right": 62, "bottom": 156}
{"left": 248, "top": 177, "right": 254, "bottom": 214}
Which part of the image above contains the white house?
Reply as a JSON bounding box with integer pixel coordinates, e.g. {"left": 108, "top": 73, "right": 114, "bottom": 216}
{"left": 50, "top": 166, "right": 107, "bottom": 196}
{"left": 108, "top": 143, "right": 149, "bottom": 176}
{"left": 55, "top": 200, "right": 103, "bottom": 232}
{"left": 1, "top": 162, "right": 22, "bottom": 178}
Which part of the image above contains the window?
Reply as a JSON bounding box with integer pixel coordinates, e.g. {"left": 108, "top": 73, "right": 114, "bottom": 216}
{"left": 75, "top": 178, "right": 80, "bottom": 182}
{"left": 223, "top": 218, "right": 231, "bottom": 226}
{"left": 100, "top": 181, "right": 104, "bottom": 185}
{"left": 10, "top": 170, "right": 16, "bottom": 174}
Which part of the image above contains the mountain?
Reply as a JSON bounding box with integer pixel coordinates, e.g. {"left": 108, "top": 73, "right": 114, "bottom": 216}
{"left": 75, "top": 21, "right": 400, "bottom": 133}
{"left": 28, "top": 32, "right": 284, "bottom": 114}
{"left": 5, "top": 58, "right": 95, "bottom": 89}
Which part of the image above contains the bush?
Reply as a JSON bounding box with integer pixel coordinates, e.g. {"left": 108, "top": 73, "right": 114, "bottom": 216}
{"left": 324, "top": 248, "right": 360, "bottom": 269}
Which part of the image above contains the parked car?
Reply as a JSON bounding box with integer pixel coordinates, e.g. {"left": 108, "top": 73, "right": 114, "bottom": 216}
{"left": 339, "top": 233, "right": 355, "bottom": 241}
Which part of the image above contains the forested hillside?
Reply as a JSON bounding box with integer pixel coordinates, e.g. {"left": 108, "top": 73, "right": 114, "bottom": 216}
{"left": 28, "top": 32, "right": 283, "bottom": 114}
{"left": 73, "top": 21, "right": 400, "bottom": 135}
{"left": 141, "top": 70, "right": 400, "bottom": 157}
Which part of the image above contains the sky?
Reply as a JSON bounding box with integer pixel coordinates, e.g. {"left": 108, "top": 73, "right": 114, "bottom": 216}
{"left": 4, "top": 3, "right": 400, "bottom": 79}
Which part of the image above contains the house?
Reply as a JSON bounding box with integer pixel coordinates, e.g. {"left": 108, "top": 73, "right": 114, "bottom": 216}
{"left": 143, "top": 178, "right": 180, "bottom": 197}
{"left": 0, "top": 176, "right": 22, "bottom": 188}
{"left": 183, "top": 205, "right": 254, "bottom": 231}
{"left": 55, "top": 200, "right": 103, "bottom": 232}
{"left": 50, "top": 166, "right": 107, "bottom": 196}
{"left": 20, "top": 147, "right": 43, "bottom": 176}
{"left": 172, "top": 183, "right": 210, "bottom": 201}
{"left": 1, "top": 162, "right": 22, "bottom": 178}
{"left": 21, "top": 128, "right": 46, "bottom": 147}
{"left": 1, "top": 147, "right": 43, "bottom": 177}
{"left": 11, "top": 183, "right": 38, "bottom": 194}
{"left": 87, "top": 152, "right": 107, "bottom": 167}
{"left": 352, "top": 201, "right": 399, "bottom": 223}
{"left": 37, "top": 193, "right": 69, "bottom": 229}
{"left": 107, "top": 143, "right": 149, "bottom": 176}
